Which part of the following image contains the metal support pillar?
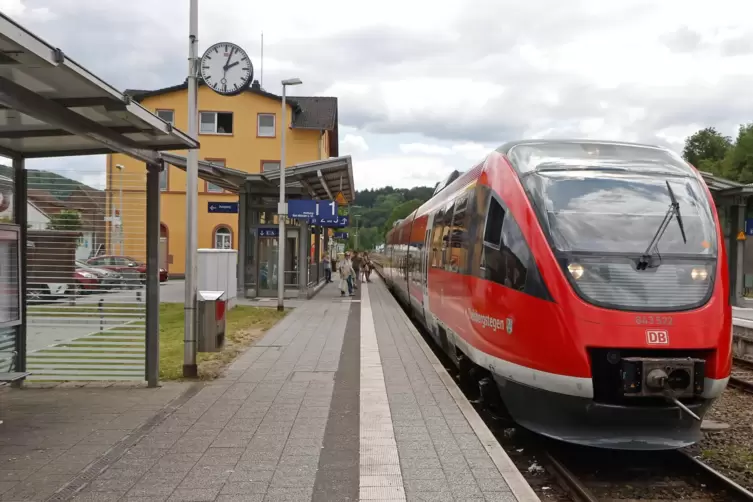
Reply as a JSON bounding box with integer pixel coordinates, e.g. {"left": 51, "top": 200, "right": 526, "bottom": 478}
{"left": 314, "top": 227, "right": 321, "bottom": 283}
{"left": 237, "top": 190, "right": 247, "bottom": 297}
{"left": 13, "top": 157, "right": 26, "bottom": 379}
{"left": 299, "top": 225, "right": 309, "bottom": 294}
{"left": 145, "top": 162, "right": 161, "bottom": 387}
{"left": 183, "top": 0, "right": 199, "bottom": 378}
{"left": 735, "top": 204, "right": 745, "bottom": 306}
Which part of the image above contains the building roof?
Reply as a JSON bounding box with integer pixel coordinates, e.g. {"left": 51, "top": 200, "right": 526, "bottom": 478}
{"left": 162, "top": 154, "right": 355, "bottom": 203}
{"left": 0, "top": 13, "right": 198, "bottom": 163}
{"left": 126, "top": 79, "right": 339, "bottom": 156}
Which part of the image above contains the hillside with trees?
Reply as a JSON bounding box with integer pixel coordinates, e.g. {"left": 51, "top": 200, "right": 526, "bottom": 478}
{"left": 342, "top": 186, "right": 434, "bottom": 251}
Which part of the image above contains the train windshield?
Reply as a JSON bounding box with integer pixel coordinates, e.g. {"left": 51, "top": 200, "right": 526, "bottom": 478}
{"left": 525, "top": 171, "right": 717, "bottom": 256}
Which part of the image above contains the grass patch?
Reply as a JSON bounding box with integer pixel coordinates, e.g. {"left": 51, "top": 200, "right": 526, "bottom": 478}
{"left": 27, "top": 303, "right": 287, "bottom": 381}
{"left": 158, "top": 303, "right": 288, "bottom": 381}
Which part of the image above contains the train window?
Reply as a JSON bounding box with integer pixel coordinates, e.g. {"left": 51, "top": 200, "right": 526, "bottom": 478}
{"left": 483, "top": 198, "right": 505, "bottom": 247}
{"left": 430, "top": 208, "right": 445, "bottom": 268}
{"left": 449, "top": 192, "right": 469, "bottom": 273}
{"left": 441, "top": 201, "right": 455, "bottom": 269}
{"left": 481, "top": 196, "right": 529, "bottom": 291}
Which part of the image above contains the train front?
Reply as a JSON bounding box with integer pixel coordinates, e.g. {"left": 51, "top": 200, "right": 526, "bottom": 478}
{"left": 509, "top": 141, "right": 731, "bottom": 450}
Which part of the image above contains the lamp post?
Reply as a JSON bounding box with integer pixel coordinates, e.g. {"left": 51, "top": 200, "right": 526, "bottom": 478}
{"left": 277, "top": 77, "right": 302, "bottom": 312}
{"left": 115, "top": 163, "right": 125, "bottom": 255}
{"left": 184, "top": 0, "right": 200, "bottom": 378}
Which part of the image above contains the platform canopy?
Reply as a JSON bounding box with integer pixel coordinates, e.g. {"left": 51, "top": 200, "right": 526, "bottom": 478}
{"left": 164, "top": 155, "right": 356, "bottom": 203}
{"left": 161, "top": 153, "right": 248, "bottom": 192}
{"left": 0, "top": 13, "right": 198, "bottom": 164}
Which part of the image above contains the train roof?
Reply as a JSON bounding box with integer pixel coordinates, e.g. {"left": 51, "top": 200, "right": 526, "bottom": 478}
{"left": 495, "top": 138, "right": 668, "bottom": 156}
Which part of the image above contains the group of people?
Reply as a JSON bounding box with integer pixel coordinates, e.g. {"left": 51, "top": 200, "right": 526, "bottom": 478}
{"left": 322, "top": 251, "right": 373, "bottom": 297}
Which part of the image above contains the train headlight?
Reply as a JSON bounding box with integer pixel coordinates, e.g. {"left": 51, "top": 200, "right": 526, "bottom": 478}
{"left": 690, "top": 267, "right": 708, "bottom": 281}
{"left": 567, "top": 263, "right": 584, "bottom": 280}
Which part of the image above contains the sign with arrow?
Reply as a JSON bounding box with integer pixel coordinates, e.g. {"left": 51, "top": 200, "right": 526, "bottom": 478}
{"left": 208, "top": 202, "right": 239, "bottom": 214}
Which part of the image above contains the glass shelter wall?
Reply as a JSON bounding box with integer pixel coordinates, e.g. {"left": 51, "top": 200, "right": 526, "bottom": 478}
{"left": 241, "top": 193, "right": 324, "bottom": 298}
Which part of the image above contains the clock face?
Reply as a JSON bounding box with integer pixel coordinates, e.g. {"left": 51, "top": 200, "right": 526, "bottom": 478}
{"left": 199, "top": 42, "right": 254, "bottom": 96}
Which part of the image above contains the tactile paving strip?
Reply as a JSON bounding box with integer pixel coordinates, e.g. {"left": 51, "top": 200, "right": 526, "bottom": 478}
{"left": 359, "top": 283, "right": 407, "bottom": 501}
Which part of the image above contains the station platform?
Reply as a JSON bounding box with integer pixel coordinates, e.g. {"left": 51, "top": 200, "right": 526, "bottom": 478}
{"left": 6, "top": 276, "right": 538, "bottom": 502}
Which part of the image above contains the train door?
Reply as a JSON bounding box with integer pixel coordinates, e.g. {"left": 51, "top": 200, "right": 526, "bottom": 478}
{"left": 422, "top": 212, "right": 437, "bottom": 334}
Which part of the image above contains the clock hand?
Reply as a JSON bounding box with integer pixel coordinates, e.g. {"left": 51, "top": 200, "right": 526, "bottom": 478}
{"left": 225, "top": 61, "right": 239, "bottom": 70}
{"left": 223, "top": 47, "right": 234, "bottom": 71}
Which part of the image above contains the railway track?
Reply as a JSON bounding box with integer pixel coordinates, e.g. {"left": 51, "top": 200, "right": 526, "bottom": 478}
{"left": 730, "top": 357, "right": 753, "bottom": 394}
{"left": 543, "top": 444, "right": 753, "bottom": 502}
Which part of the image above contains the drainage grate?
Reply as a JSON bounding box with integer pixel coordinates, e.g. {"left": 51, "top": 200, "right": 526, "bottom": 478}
{"left": 45, "top": 383, "right": 204, "bottom": 502}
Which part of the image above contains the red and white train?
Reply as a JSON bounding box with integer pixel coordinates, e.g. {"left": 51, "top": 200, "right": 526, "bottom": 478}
{"left": 377, "top": 139, "right": 731, "bottom": 450}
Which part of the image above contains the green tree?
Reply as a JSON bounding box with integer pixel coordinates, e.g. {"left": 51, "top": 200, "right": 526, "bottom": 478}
{"left": 682, "top": 127, "right": 732, "bottom": 175}
{"left": 47, "top": 210, "right": 82, "bottom": 231}
{"left": 383, "top": 199, "right": 423, "bottom": 237}
{"left": 721, "top": 123, "right": 753, "bottom": 183}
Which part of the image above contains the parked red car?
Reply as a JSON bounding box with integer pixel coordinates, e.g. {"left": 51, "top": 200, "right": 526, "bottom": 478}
{"left": 86, "top": 255, "right": 168, "bottom": 286}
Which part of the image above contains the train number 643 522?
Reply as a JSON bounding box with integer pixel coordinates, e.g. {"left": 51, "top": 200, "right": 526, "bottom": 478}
{"left": 635, "top": 315, "right": 673, "bottom": 326}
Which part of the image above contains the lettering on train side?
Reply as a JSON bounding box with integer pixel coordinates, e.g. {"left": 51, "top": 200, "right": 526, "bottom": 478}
{"left": 468, "top": 309, "right": 514, "bottom": 334}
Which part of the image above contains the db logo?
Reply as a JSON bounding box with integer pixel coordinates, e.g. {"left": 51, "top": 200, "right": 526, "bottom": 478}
{"left": 646, "top": 329, "right": 669, "bottom": 345}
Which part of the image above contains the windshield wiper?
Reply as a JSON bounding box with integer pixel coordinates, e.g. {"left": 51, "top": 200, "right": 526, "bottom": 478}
{"left": 637, "top": 181, "right": 687, "bottom": 270}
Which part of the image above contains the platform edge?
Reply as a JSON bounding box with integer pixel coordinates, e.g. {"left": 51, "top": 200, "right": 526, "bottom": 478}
{"left": 387, "top": 282, "right": 541, "bottom": 502}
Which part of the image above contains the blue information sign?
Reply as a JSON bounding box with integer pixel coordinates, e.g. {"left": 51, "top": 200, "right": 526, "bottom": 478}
{"left": 208, "top": 202, "right": 238, "bottom": 213}
{"left": 312, "top": 214, "right": 349, "bottom": 227}
{"left": 287, "top": 199, "right": 338, "bottom": 220}
{"left": 334, "top": 231, "right": 349, "bottom": 239}
{"left": 746, "top": 218, "right": 753, "bottom": 236}
{"left": 258, "top": 228, "right": 279, "bottom": 237}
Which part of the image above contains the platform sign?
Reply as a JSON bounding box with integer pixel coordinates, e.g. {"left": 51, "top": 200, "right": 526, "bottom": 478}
{"left": 312, "top": 214, "right": 349, "bottom": 227}
{"left": 334, "top": 231, "right": 348, "bottom": 239}
{"left": 208, "top": 202, "right": 239, "bottom": 213}
{"left": 288, "top": 199, "right": 337, "bottom": 220}
{"left": 258, "top": 228, "right": 279, "bottom": 237}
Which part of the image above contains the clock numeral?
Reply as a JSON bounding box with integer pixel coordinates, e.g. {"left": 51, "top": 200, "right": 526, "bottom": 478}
{"left": 214, "top": 47, "right": 218, "bottom": 53}
{"left": 242, "top": 67, "right": 248, "bottom": 71}
{"left": 205, "top": 55, "right": 211, "bottom": 60}
{"left": 241, "top": 57, "right": 247, "bottom": 61}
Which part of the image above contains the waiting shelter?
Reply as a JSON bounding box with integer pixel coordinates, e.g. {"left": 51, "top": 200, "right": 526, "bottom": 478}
{"left": 0, "top": 13, "right": 198, "bottom": 387}
{"left": 163, "top": 153, "right": 354, "bottom": 299}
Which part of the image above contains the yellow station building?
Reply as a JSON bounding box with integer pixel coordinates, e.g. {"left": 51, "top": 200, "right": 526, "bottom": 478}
{"left": 105, "top": 79, "right": 339, "bottom": 277}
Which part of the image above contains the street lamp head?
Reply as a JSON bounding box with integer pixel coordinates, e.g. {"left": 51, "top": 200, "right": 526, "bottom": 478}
{"left": 281, "top": 78, "right": 303, "bottom": 86}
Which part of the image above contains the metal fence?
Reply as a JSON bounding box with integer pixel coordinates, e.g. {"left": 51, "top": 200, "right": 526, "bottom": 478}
{"left": 23, "top": 164, "right": 148, "bottom": 381}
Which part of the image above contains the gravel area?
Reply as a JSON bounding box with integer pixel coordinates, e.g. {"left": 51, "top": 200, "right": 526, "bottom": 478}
{"left": 684, "top": 387, "right": 753, "bottom": 490}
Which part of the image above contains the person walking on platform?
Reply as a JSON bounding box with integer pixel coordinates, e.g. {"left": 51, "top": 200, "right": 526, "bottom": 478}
{"left": 338, "top": 252, "right": 354, "bottom": 296}
{"left": 323, "top": 252, "right": 332, "bottom": 283}
{"left": 362, "top": 252, "right": 372, "bottom": 282}
{"left": 351, "top": 251, "right": 362, "bottom": 290}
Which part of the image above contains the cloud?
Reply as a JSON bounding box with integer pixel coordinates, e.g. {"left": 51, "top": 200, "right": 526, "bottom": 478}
{"left": 340, "top": 134, "right": 369, "bottom": 155}
{"left": 2, "top": 0, "right": 753, "bottom": 192}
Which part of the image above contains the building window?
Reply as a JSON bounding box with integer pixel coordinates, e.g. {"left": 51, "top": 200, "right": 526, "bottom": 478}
{"left": 261, "top": 161, "right": 280, "bottom": 173}
{"left": 257, "top": 113, "right": 275, "bottom": 137}
{"left": 205, "top": 159, "right": 225, "bottom": 193}
{"left": 156, "top": 109, "right": 174, "bottom": 125}
{"left": 214, "top": 227, "right": 232, "bottom": 249}
{"left": 159, "top": 166, "right": 168, "bottom": 191}
{"left": 200, "top": 111, "right": 233, "bottom": 134}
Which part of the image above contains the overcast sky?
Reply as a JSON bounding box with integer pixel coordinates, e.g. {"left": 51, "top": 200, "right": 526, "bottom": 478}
{"left": 2, "top": 0, "right": 753, "bottom": 191}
